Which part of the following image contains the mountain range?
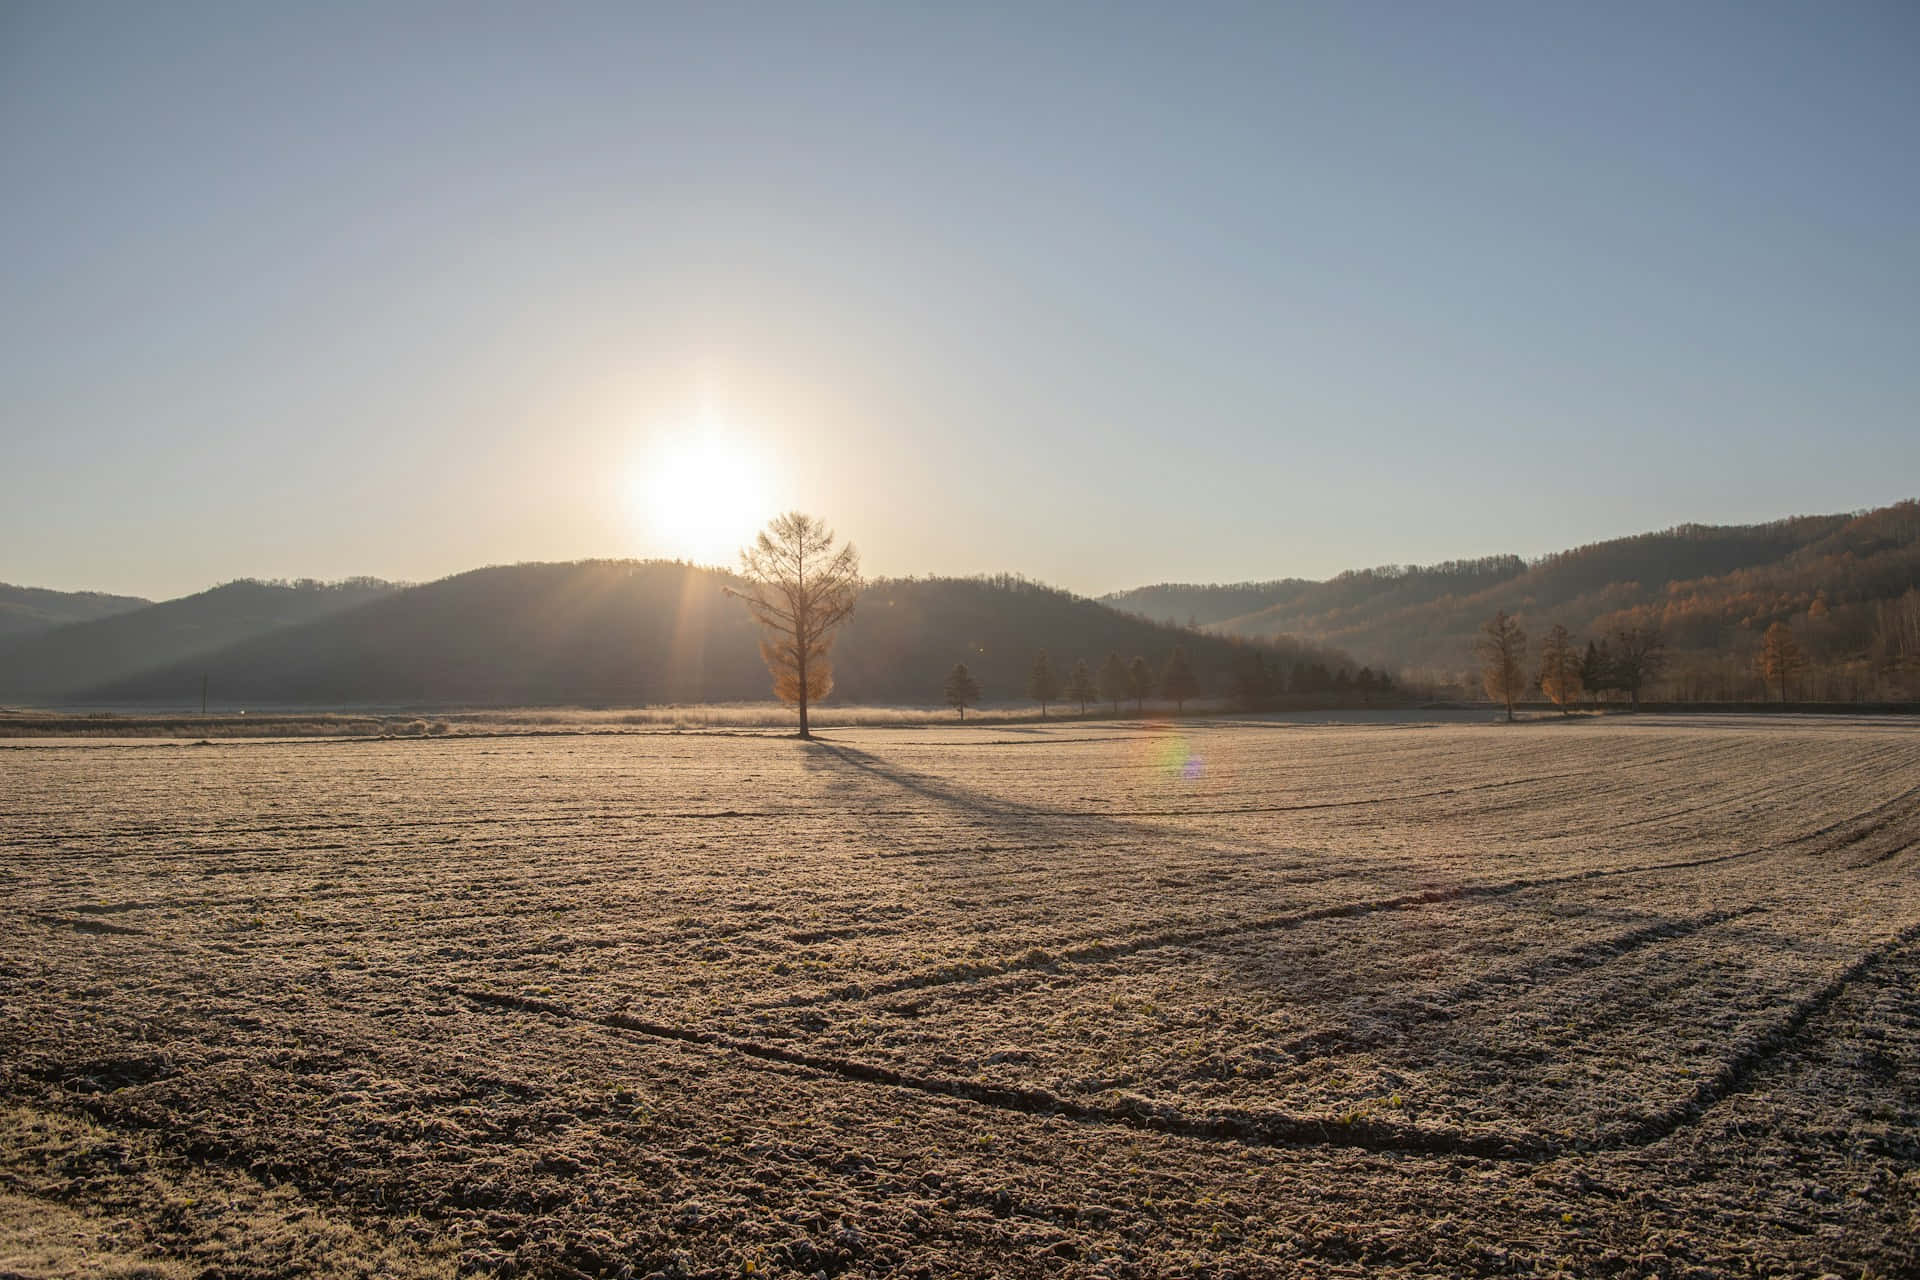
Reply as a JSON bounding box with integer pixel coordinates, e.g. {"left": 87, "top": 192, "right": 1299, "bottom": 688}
{"left": 0, "top": 565, "right": 1344, "bottom": 709}
{"left": 5, "top": 500, "right": 1915, "bottom": 708}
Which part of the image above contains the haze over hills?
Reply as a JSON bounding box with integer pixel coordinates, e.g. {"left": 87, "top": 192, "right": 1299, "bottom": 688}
{"left": 5, "top": 563, "right": 1351, "bottom": 710}
{"left": 1106, "top": 501, "right": 1920, "bottom": 687}
{"left": 6, "top": 501, "right": 1916, "bottom": 710}
{"left": 0, "top": 583, "right": 149, "bottom": 641}
{"left": 0, "top": 578, "right": 396, "bottom": 704}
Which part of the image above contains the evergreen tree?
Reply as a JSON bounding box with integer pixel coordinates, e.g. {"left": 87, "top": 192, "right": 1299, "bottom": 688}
{"left": 1230, "top": 651, "right": 1278, "bottom": 711}
{"left": 1127, "top": 656, "right": 1153, "bottom": 712}
{"left": 1578, "top": 640, "right": 1609, "bottom": 709}
{"left": 1097, "top": 652, "right": 1130, "bottom": 715}
{"left": 1064, "top": 658, "right": 1095, "bottom": 715}
{"left": 1027, "top": 649, "right": 1060, "bottom": 719}
{"left": 1160, "top": 646, "right": 1200, "bottom": 712}
{"left": 943, "top": 663, "right": 980, "bottom": 720}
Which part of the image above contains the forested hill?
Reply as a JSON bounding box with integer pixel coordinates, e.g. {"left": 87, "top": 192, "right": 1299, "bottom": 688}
{"left": 0, "top": 578, "right": 397, "bottom": 703}
{"left": 1096, "top": 580, "right": 1317, "bottom": 629}
{"left": 0, "top": 583, "right": 149, "bottom": 641}
{"left": 42, "top": 562, "right": 1352, "bottom": 708}
{"left": 1109, "top": 502, "right": 1920, "bottom": 682}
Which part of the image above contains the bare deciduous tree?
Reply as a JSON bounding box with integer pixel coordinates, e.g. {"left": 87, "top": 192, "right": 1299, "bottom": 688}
{"left": 1477, "top": 610, "right": 1527, "bottom": 722}
{"left": 1537, "top": 623, "right": 1582, "bottom": 715}
{"left": 727, "top": 512, "right": 860, "bottom": 740}
{"left": 1127, "top": 656, "right": 1153, "bottom": 713}
{"left": 1611, "top": 625, "right": 1665, "bottom": 711}
{"left": 1027, "top": 650, "right": 1060, "bottom": 719}
{"left": 1064, "top": 659, "right": 1095, "bottom": 715}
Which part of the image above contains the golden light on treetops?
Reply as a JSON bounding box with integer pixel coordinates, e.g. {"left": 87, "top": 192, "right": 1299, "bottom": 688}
{"left": 628, "top": 417, "right": 772, "bottom": 567}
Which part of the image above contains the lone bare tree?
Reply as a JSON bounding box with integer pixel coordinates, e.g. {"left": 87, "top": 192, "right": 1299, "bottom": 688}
{"left": 727, "top": 512, "right": 860, "bottom": 740}
{"left": 1477, "top": 610, "right": 1527, "bottom": 723}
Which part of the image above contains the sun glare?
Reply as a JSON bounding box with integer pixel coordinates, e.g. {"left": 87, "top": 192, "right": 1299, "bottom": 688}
{"left": 631, "top": 423, "right": 771, "bottom": 567}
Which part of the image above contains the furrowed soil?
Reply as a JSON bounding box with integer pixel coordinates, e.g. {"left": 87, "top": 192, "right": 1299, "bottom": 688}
{"left": 3, "top": 716, "right": 1916, "bottom": 1279}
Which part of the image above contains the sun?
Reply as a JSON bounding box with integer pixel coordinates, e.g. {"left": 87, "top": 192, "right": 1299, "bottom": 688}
{"left": 629, "top": 422, "right": 771, "bottom": 567}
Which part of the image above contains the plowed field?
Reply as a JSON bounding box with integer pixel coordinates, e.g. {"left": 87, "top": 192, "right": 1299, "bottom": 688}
{"left": 4, "top": 716, "right": 1917, "bottom": 1278}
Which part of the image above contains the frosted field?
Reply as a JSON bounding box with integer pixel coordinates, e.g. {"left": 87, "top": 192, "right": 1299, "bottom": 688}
{"left": 2, "top": 717, "right": 1917, "bottom": 1279}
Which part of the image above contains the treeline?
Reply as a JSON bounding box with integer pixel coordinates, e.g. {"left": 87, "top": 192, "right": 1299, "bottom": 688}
{"left": 1473, "top": 585, "right": 1920, "bottom": 713}
{"left": 1103, "top": 501, "right": 1919, "bottom": 702}
{"left": 939, "top": 642, "right": 1401, "bottom": 719}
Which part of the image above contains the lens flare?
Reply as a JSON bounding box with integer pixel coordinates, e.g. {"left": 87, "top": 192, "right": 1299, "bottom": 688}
{"left": 1148, "top": 733, "right": 1204, "bottom": 780}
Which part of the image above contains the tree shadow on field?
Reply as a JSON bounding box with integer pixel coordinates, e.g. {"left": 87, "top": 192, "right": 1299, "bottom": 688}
{"left": 799, "top": 738, "right": 1147, "bottom": 843}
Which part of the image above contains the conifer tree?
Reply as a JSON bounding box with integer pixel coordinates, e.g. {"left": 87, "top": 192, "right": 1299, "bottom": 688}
{"left": 1097, "top": 652, "right": 1129, "bottom": 715}
{"left": 1231, "top": 651, "right": 1277, "bottom": 711}
{"left": 1127, "top": 656, "right": 1153, "bottom": 713}
{"left": 944, "top": 663, "right": 980, "bottom": 720}
{"left": 1579, "top": 640, "right": 1609, "bottom": 709}
{"left": 1160, "top": 646, "right": 1200, "bottom": 712}
{"left": 1027, "top": 650, "right": 1060, "bottom": 719}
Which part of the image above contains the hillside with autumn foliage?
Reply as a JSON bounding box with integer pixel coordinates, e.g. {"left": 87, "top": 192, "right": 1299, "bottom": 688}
{"left": 1108, "top": 501, "right": 1920, "bottom": 700}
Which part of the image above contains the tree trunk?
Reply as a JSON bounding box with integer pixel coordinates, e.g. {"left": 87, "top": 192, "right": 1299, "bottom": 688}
{"left": 797, "top": 646, "right": 811, "bottom": 739}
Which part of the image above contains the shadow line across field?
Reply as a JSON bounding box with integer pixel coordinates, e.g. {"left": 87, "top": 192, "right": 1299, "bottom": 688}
{"left": 454, "top": 919, "right": 1920, "bottom": 1163}
{"left": 733, "top": 776, "right": 1920, "bottom": 1014}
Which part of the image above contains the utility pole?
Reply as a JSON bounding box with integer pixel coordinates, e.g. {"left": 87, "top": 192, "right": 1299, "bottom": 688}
{"left": 201, "top": 673, "right": 208, "bottom": 717}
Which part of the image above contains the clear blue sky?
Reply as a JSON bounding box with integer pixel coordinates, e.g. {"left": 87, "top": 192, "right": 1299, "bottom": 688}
{"left": 4, "top": 1, "right": 1916, "bottom": 601}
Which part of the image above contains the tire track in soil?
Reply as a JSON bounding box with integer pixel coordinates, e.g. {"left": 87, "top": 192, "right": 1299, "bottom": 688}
{"left": 738, "top": 840, "right": 1798, "bottom": 1015}
{"left": 1247, "top": 904, "right": 1773, "bottom": 1067}
{"left": 456, "top": 919, "right": 1920, "bottom": 1165}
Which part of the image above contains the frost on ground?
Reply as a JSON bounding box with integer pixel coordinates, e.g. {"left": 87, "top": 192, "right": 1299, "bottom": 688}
{"left": 1, "top": 717, "right": 1916, "bottom": 1278}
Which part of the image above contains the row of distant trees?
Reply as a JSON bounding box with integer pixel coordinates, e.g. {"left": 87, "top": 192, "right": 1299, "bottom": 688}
{"left": 941, "top": 646, "right": 1404, "bottom": 720}
{"left": 1474, "top": 605, "right": 1863, "bottom": 719}
{"left": 1479, "top": 611, "right": 1673, "bottom": 720}
{"left": 945, "top": 648, "right": 1202, "bottom": 719}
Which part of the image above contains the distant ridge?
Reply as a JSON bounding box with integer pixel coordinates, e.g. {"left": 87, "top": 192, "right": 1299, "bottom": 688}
{"left": 0, "top": 583, "right": 148, "bottom": 641}
{"left": 1105, "top": 500, "right": 1920, "bottom": 679}
{"left": 51, "top": 562, "right": 1351, "bottom": 708}
{"left": 0, "top": 578, "right": 396, "bottom": 704}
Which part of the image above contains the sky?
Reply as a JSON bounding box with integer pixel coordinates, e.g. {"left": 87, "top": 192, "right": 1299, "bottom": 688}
{"left": 3, "top": 1, "right": 1916, "bottom": 602}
